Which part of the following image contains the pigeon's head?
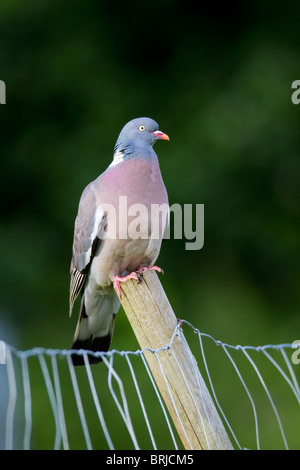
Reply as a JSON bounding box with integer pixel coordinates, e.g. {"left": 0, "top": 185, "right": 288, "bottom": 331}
{"left": 116, "top": 117, "right": 170, "bottom": 149}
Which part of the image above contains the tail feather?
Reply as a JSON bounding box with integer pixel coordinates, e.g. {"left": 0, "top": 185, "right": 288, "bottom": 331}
{"left": 71, "top": 331, "right": 114, "bottom": 366}
{"left": 71, "top": 292, "right": 119, "bottom": 366}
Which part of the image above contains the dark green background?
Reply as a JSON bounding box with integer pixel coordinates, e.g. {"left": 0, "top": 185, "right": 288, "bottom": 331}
{"left": 0, "top": 0, "right": 300, "bottom": 450}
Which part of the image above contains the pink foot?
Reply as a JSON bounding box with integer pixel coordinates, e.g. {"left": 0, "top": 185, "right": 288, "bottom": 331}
{"left": 136, "top": 265, "right": 164, "bottom": 276}
{"left": 113, "top": 272, "right": 140, "bottom": 297}
{"left": 113, "top": 266, "right": 164, "bottom": 297}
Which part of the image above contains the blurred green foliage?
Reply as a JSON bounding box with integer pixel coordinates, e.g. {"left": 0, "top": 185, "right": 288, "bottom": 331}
{"left": 0, "top": 0, "right": 300, "bottom": 449}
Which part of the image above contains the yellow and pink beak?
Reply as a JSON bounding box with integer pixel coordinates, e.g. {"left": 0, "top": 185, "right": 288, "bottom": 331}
{"left": 151, "top": 130, "right": 170, "bottom": 141}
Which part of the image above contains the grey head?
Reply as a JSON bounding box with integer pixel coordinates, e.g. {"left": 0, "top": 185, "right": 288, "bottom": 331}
{"left": 114, "top": 117, "right": 169, "bottom": 158}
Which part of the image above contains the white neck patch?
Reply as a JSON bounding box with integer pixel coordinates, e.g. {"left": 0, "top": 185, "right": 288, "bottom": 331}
{"left": 109, "top": 150, "right": 124, "bottom": 168}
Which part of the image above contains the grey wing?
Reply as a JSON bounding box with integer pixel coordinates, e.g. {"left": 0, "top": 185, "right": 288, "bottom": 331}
{"left": 69, "top": 183, "right": 106, "bottom": 317}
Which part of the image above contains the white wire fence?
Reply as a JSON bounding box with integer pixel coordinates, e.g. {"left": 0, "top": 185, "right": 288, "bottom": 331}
{"left": 0, "top": 319, "right": 299, "bottom": 450}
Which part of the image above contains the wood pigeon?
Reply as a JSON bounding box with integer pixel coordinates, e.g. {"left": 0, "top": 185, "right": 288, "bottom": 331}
{"left": 69, "top": 117, "right": 169, "bottom": 365}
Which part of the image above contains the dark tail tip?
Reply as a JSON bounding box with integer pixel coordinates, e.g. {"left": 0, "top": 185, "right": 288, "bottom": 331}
{"left": 71, "top": 335, "right": 112, "bottom": 366}
{"left": 71, "top": 351, "right": 102, "bottom": 366}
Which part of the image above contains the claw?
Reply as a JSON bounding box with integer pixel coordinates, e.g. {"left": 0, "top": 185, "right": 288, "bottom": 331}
{"left": 113, "top": 266, "right": 164, "bottom": 297}
{"left": 113, "top": 272, "right": 140, "bottom": 297}
{"left": 136, "top": 265, "right": 164, "bottom": 276}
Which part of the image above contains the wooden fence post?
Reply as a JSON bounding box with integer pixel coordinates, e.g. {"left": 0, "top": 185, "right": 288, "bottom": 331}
{"left": 114, "top": 270, "right": 233, "bottom": 450}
